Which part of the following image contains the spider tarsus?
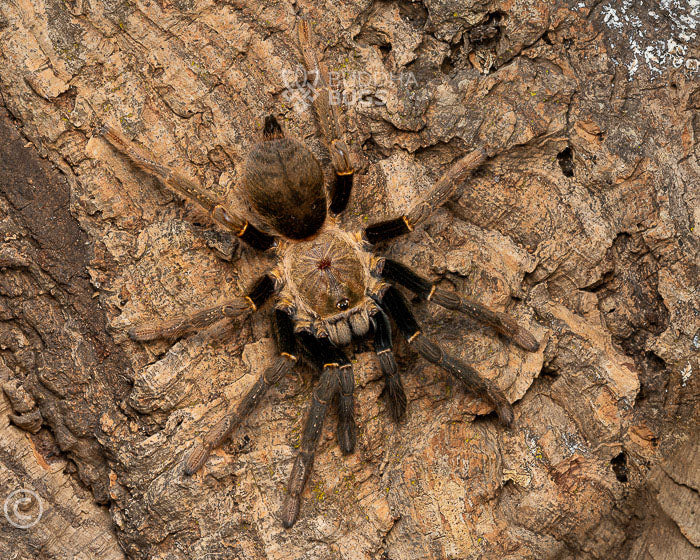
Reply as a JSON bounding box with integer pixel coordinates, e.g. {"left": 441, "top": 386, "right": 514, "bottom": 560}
{"left": 381, "top": 356, "right": 407, "bottom": 421}
{"left": 281, "top": 494, "right": 301, "bottom": 529}
{"left": 496, "top": 401, "right": 515, "bottom": 428}
{"left": 128, "top": 322, "right": 183, "bottom": 341}
{"left": 513, "top": 327, "right": 540, "bottom": 353}
{"left": 492, "top": 311, "right": 539, "bottom": 352}
{"left": 483, "top": 384, "right": 514, "bottom": 427}
{"left": 337, "top": 417, "right": 356, "bottom": 454}
{"left": 127, "top": 326, "right": 160, "bottom": 342}
{"left": 385, "top": 378, "right": 407, "bottom": 422}
{"left": 91, "top": 122, "right": 108, "bottom": 138}
{"left": 183, "top": 443, "right": 209, "bottom": 475}
{"left": 482, "top": 384, "right": 515, "bottom": 428}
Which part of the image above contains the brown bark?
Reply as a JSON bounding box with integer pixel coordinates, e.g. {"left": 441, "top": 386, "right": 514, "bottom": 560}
{"left": 0, "top": 1, "right": 698, "bottom": 559}
{"left": 0, "top": 107, "right": 126, "bottom": 559}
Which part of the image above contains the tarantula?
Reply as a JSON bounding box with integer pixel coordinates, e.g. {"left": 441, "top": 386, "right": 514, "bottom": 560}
{"left": 96, "top": 20, "right": 539, "bottom": 528}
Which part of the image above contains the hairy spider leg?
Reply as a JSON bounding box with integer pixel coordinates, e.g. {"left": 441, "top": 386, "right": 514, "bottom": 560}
{"left": 297, "top": 19, "right": 354, "bottom": 215}
{"left": 128, "top": 274, "right": 276, "bottom": 341}
{"left": 298, "top": 333, "right": 356, "bottom": 455}
{"left": 378, "top": 286, "right": 515, "bottom": 427}
{"left": 364, "top": 148, "right": 487, "bottom": 244}
{"left": 378, "top": 259, "right": 539, "bottom": 352}
{"left": 281, "top": 336, "right": 346, "bottom": 528}
{"left": 95, "top": 125, "right": 275, "bottom": 251}
{"left": 372, "top": 307, "right": 407, "bottom": 421}
{"left": 184, "top": 308, "right": 297, "bottom": 475}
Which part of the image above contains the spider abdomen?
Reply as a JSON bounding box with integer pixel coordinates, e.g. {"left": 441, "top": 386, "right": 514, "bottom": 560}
{"left": 243, "top": 138, "right": 326, "bottom": 239}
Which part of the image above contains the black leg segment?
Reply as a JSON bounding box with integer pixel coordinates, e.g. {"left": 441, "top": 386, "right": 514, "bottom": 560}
{"left": 297, "top": 332, "right": 350, "bottom": 369}
{"left": 247, "top": 274, "right": 276, "bottom": 309}
{"left": 373, "top": 308, "right": 406, "bottom": 421}
{"left": 237, "top": 222, "right": 276, "bottom": 252}
{"left": 263, "top": 115, "right": 284, "bottom": 140}
{"left": 329, "top": 171, "right": 353, "bottom": 214}
{"left": 378, "top": 286, "right": 420, "bottom": 338}
{"left": 379, "top": 258, "right": 432, "bottom": 297}
{"left": 364, "top": 216, "right": 413, "bottom": 244}
{"left": 274, "top": 308, "right": 296, "bottom": 357}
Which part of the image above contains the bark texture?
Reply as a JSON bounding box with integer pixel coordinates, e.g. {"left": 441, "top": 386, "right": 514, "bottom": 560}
{"left": 0, "top": 1, "right": 698, "bottom": 559}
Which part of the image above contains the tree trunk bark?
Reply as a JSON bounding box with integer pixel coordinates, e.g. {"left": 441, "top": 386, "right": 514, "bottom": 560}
{"left": 0, "top": 1, "right": 698, "bottom": 559}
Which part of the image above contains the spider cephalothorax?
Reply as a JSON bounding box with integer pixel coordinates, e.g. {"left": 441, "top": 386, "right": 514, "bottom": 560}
{"left": 277, "top": 227, "right": 379, "bottom": 346}
{"left": 96, "top": 19, "right": 539, "bottom": 528}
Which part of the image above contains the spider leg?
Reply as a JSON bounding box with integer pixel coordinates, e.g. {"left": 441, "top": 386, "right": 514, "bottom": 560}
{"left": 378, "top": 259, "right": 539, "bottom": 352}
{"left": 94, "top": 125, "right": 275, "bottom": 251}
{"left": 364, "top": 148, "right": 487, "bottom": 244}
{"left": 263, "top": 114, "right": 284, "bottom": 139}
{"left": 373, "top": 307, "right": 406, "bottom": 421}
{"left": 184, "top": 308, "right": 297, "bottom": 475}
{"left": 281, "top": 360, "right": 339, "bottom": 528}
{"left": 378, "top": 286, "right": 515, "bottom": 427}
{"left": 297, "top": 19, "right": 354, "bottom": 214}
{"left": 337, "top": 364, "right": 356, "bottom": 453}
{"left": 129, "top": 274, "right": 276, "bottom": 341}
{"left": 298, "top": 333, "right": 355, "bottom": 454}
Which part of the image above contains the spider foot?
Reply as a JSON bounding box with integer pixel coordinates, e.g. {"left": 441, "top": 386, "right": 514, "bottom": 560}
{"left": 127, "top": 323, "right": 179, "bottom": 342}
{"left": 183, "top": 442, "right": 211, "bottom": 475}
{"left": 489, "top": 392, "right": 515, "bottom": 427}
{"left": 281, "top": 493, "right": 301, "bottom": 528}
{"left": 337, "top": 413, "right": 356, "bottom": 455}
{"left": 495, "top": 313, "right": 540, "bottom": 352}
{"left": 91, "top": 122, "right": 109, "bottom": 138}
{"left": 383, "top": 373, "right": 407, "bottom": 422}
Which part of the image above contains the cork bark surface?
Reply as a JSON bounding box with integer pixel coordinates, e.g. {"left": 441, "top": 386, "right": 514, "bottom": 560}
{"left": 0, "top": 1, "right": 698, "bottom": 559}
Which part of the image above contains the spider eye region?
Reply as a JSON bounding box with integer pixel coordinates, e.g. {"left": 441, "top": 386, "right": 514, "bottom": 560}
{"left": 336, "top": 298, "right": 350, "bottom": 310}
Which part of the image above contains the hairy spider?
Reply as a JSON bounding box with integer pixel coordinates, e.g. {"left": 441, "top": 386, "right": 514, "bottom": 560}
{"left": 95, "top": 20, "right": 539, "bottom": 528}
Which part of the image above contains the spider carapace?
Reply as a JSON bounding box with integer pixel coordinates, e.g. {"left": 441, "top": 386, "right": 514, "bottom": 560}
{"left": 96, "top": 20, "right": 539, "bottom": 528}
